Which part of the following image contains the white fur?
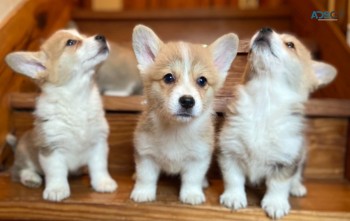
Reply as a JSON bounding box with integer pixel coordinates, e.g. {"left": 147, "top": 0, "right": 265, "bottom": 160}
{"left": 219, "top": 30, "right": 336, "bottom": 219}
{"left": 131, "top": 110, "right": 213, "bottom": 204}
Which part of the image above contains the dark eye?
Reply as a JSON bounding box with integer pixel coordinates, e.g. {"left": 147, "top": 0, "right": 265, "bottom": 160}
{"left": 285, "top": 42, "right": 295, "bottom": 49}
{"left": 66, "top": 39, "right": 77, "bottom": 46}
{"left": 163, "top": 73, "right": 175, "bottom": 84}
{"left": 197, "top": 76, "right": 207, "bottom": 87}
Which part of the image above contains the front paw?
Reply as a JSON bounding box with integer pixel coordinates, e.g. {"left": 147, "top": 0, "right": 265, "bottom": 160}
{"left": 43, "top": 184, "right": 70, "bottom": 202}
{"left": 180, "top": 188, "right": 205, "bottom": 205}
{"left": 92, "top": 177, "right": 117, "bottom": 193}
{"left": 262, "top": 196, "right": 290, "bottom": 219}
{"left": 130, "top": 184, "right": 156, "bottom": 202}
{"left": 220, "top": 190, "right": 247, "bottom": 210}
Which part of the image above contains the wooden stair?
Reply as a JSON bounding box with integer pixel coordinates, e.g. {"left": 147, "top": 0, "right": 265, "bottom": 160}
{"left": 1, "top": 0, "right": 350, "bottom": 220}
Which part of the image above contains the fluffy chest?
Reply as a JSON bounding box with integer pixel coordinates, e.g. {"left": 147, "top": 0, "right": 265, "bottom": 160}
{"left": 35, "top": 90, "right": 108, "bottom": 158}
{"left": 136, "top": 117, "right": 214, "bottom": 174}
{"left": 226, "top": 85, "right": 305, "bottom": 180}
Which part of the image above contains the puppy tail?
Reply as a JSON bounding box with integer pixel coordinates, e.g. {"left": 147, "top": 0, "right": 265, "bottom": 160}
{"left": 6, "top": 133, "right": 17, "bottom": 152}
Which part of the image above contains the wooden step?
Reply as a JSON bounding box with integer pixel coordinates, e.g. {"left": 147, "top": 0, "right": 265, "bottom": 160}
{"left": 0, "top": 171, "right": 349, "bottom": 221}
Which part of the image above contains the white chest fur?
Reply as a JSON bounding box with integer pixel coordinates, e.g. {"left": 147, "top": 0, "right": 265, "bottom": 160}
{"left": 135, "top": 111, "right": 213, "bottom": 175}
{"left": 222, "top": 80, "right": 306, "bottom": 183}
{"left": 35, "top": 84, "right": 108, "bottom": 171}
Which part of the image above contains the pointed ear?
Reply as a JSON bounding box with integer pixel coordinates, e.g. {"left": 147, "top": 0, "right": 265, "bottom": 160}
{"left": 132, "top": 25, "right": 163, "bottom": 74}
{"left": 312, "top": 61, "right": 337, "bottom": 87}
{"left": 209, "top": 33, "right": 239, "bottom": 79}
{"left": 5, "top": 51, "right": 46, "bottom": 79}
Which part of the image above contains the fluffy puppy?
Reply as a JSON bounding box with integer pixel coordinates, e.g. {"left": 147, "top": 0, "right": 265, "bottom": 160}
{"left": 6, "top": 29, "right": 117, "bottom": 201}
{"left": 130, "top": 25, "right": 239, "bottom": 205}
{"left": 219, "top": 27, "right": 337, "bottom": 219}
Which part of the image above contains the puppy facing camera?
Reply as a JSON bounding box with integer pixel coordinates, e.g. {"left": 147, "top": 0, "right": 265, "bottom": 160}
{"left": 6, "top": 29, "right": 117, "bottom": 202}
{"left": 130, "top": 25, "right": 239, "bottom": 205}
{"left": 219, "top": 28, "right": 337, "bottom": 219}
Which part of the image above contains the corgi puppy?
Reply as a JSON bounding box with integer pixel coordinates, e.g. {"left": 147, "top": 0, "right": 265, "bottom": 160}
{"left": 219, "top": 28, "right": 337, "bottom": 219}
{"left": 96, "top": 42, "right": 143, "bottom": 96}
{"left": 130, "top": 25, "right": 239, "bottom": 205}
{"left": 6, "top": 29, "right": 117, "bottom": 202}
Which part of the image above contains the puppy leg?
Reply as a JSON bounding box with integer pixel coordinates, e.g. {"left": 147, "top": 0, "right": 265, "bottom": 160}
{"left": 290, "top": 164, "right": 307, "bottom": 197}
{"left": 179, "top": 158, "right": 210, "bottom": 205}
{"left": 219, "top": 155, "right": 247, "bottom": 210}
{"left": 262, "top": 177, "right": 291, "bottom": 219}
{"left": 130, "top": 156, "right": 160, "bottom": 202}
{"left": 88, "top": 139, "right": 117, "bottom": 193}
{"left": 40, "top": 152, "right": 70, "bottom": 202}
{"left": 19, "top": 168, "right": 42, "bottom": 188}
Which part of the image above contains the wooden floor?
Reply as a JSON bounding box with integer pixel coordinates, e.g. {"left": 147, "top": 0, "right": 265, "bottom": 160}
{"left": 0, "top": 170, "right": 349, "bottom": 221}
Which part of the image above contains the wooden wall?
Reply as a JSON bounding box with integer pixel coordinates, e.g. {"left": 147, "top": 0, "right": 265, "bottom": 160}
{"left": 0, "top": 0, "right": 74, "bottom": 158}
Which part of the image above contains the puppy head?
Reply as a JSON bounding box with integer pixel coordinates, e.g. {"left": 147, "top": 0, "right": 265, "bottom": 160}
{"left": 133, "top": 25, "right": 238, "bottom": 123}
{"left": 5, "top": 29, "right": 109, "bottom": 86}
{"left": 248, "top": 28, "right": 336, "bottom": 93}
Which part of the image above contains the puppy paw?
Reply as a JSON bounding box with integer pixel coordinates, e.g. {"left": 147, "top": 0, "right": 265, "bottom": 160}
{"left": 262, "top": 196, "right": 290, "bottom": 219}
{"left": 180, "top": 189, "right": 205, "bottom": 205}
{"left": 43, "top": 185, "right": 70, "bottom": 202}
{"left": 130, "top": 185, "right": 156, "bottom": 202}
{"left": 20, "top": 170, "right": 42, "bottom": 188}
{"left": 220, "top": 190, "right": 247, "bottom": 210}
{"left": 290, "top": 183, "right": 307, "bottom": 197}
{"left": 92, "top": 177, "right": 117, "bottom": 193}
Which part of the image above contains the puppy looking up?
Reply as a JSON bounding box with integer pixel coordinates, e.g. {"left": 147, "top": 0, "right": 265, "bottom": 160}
{"left": 219, "top": 28, "right": 337, "bottom": 219}
{"left": 130, "top": 25, "right": 238, "bottom": 205}
{"left": 6, "top": 29, "right": 117, "bottom": 201}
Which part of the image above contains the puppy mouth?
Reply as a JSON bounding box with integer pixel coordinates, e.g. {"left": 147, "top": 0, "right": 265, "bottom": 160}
{"left": 98, "top": 45, "right": 109, "bottom": 54}
{"left": 85, "top": 46, "right": 109, "bottom": 63}
{"left": 175, "top": 113, "right": 193, "bottom": 118}
{"left": 252, "top": 36, "right": 278, "bottom": 58}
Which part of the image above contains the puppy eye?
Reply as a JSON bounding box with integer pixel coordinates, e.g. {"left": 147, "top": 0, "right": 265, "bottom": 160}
{"left": 197, "top": 76, "right": 207, "bottom": 87}
{"left": 66, "top": 39, "right": 77, "bottom": 46}
{"left": 163, "top": 73, "right": 175, "bottom": 84}
{"left": 285, "top": 42, "right": 295, "bottom": 49}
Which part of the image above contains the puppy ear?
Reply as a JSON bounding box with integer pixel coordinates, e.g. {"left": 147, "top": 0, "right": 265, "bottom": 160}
{"left": 312, "top": 61, "right": 337, "bottom": 87}
{"left": 5, "top": 51, "right": 46, "bottom": 79}
{"left": 209, "top": 33, "right": 239, "bottom": 79}
{"left": 132, "top": 25, "right": 163, "bottom": 74}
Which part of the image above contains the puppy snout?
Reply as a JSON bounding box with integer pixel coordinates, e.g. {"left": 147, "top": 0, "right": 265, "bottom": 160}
{"left": 95, "top": 35, "right": 106, "bottom": 43}
{"left": 260, "top": 27, "right": 272, "bottom": 34}
{"left": 179, "top": 95, "right": 195, "bottom": 109}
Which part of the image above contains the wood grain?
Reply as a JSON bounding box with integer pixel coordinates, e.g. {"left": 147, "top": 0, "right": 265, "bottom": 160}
{"left": 288, "top": 0, "right": 350, "bottom": 99}
{"left": 0, "top": 173, "right": 349, "bottom": 221}
{"left": 9, "top": 93, "right": 350, "bottom": 117}
{"left": 73, "top": 8, "right": 292, "bottom": 43}
{"left": 8, "top": 111, "right": 348, "bottom": 180}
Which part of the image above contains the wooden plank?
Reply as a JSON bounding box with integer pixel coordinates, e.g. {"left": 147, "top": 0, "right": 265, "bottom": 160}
{"left": 288, "top": 0, "right": 350, "bottom": 99}
{"left": 8, "top": 112, "right": 348, "bottom": 180}
{"left": 345, "top": 121, "right": 350, "bottom": 180}
{"left": 73, "top": 8, "right": 291, "bottom": 42}
{"left": 73, "top": 7, "right": 291, "bottom": 20}
{"left": 9, "top": 93, "right": 350, "bottom": 117}
{"left": 0, "top": 173, "right": 349, "bottom": 221}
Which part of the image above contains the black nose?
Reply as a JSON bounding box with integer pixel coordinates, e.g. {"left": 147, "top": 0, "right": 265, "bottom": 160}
{"left": 260, "top": 27, "right": 272, "bottom": 34}
{"left": 179, "top": 95, "right": 195, "bottom": 109}
{"left": 95, "top": 35, "right": 106, "bottom": 43}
